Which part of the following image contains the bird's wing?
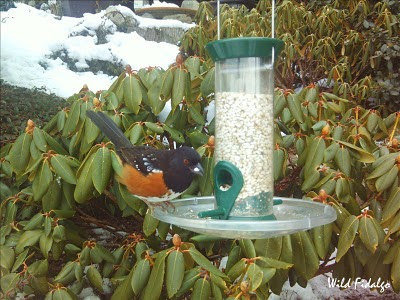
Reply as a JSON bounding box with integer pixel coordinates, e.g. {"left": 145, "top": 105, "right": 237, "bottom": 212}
{"left": 118, "top": 146, "right": 166, "bottom": 175}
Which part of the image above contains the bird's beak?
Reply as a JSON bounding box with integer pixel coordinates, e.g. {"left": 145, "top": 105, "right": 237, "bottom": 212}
{"left": 191, "top": 163, "right": 204, "bottom": 176}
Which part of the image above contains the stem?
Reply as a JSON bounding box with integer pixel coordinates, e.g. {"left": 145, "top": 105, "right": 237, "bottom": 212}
{"left": 103, "top": 189, "right": 118, "bottom": 204}
{"left": 389, "top": 114, "right": 399, "bottom": 142}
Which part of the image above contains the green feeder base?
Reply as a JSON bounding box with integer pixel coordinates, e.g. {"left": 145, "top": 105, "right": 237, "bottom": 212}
{"left": 151, "top": 196, "right": 336, "bottom": 239}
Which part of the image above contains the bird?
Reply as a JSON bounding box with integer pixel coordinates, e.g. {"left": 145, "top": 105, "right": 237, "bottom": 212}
{"left": 86, "top": 111, "right": 204, "bottom": 206}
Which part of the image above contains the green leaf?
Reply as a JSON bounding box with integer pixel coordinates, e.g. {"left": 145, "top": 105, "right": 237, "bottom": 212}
{"left": 172, "top": 68, "right": 187, "bottom": 110}
{"left": 129, "top": 123, "right": 143, "bottom": 145}
{"left": 209, "top": 272, "right": 227, "bottom": 290}
{"left": 239, "top": 239, "right": 256, "bottom": 259}
{"left": 301, "top": 168, "right": 321, "bottom": 191}
{"left": 176, "top": 268, "right": 201, "bottom": 297}
{"left": 335, "top": 177, "right": 351, "bottom": 203}
{"left": 274, "top": 93, "right": 287, "bottom": 118}
{"left": 111, "top": 267, "right": 134, "bottom": 300}
{"left": 131, "top": 259, "right": 151, "bottom": 295}
{"left": 188, "top": 248, "right": 229, "bottom": 281}
{"left": 43, "top": 131, "right": 69, "bottom": 155}
{"left": 52, "top": 225, "right": 67, "bottom": 243}
{"left": 198, "top": 156, "right": 213, "bottom": 196}
{"left": 273, "top": 149, "right": 285, "bottom": 181}
{"left": 286, "top": 94, "right": 304, "bottom": 123}
{"left": 9, "top": 133, "right": 32, "bottom": 174}
{"left": 52, "top": 288, "right": 74, "bottom": 300}
{"left": 336, "top": 215, "right": 359, "bottom": 261}
{"left": 334, "top": 147, "right": 351, "bottom": 177}
{"left": 74, "top": 152, "right": 96, "bottom": 203}
{"left": 255, "top": 237, "right": 282, "bottom": 260}
{"left": 192, "top": 277, "right": 211, "bottom": 300}
{"left": 44, "top": 216, "right": 52, "bottom": 236}
{"left": 210, "top": 281, "right": 223, "bottom": 300}
{"left": 324, "top": 142, "right": 339, "bottom": 162}
{"left": 358, "top": 216, "right": 379, "bottom": 253}
{"left": 87, "top": 266, "right": 104, "bottom": 293}
{"left": 247, "top": 263, "right": 263, "bottom": 291}
{"left": 185, "top": 57, "right": 201, "bottom": 80}
{"left": 92, "top": 147, "right": 112, "bottom": 194}
{"left": 304, "top": 137, "right": 325, "bottom": 177}
{"left": 0, "top": 273, "right": 19, "bottom": 295}
{"left": 257, "top": 257, "right": 293, "bottom": 269}
{"left": 227, "top": 259, "right": 246, "bottom": 281}
{"left": 33, "top": 128, "right": 48, "bottom": 152}
{"left": 51, "top": 155, "right": 77, "bottom": 184}
{"left": 143, "top": 211, "right": 159, "bottom": 236}
{"left": 54, "top": 261, "right": 76, "bottom": 284}
{"left": 188, "top": 105, "right": 205, "bottom": 125}
{"left": 62, "top": 101, "right": 80, "bottom": 137}
{"left": 84, "top": 117, "right": 100, "bottom": 144}
{"left": 111, "top": 150, "right": 123, "bottom": 176}
{"left": 200, "top": 67, "right": 215, "bottom": 97}
{"left": 375, "top": 165, "right": 398, "bottom": 192}
{"left": 144, "top": 122, "right": 164, "bottom": 134}
{"left": 15, "top": 229, "right": 42, "bottom": 254}
{"left": 163, "top": 124, "right": 185, "bottom": 144}
{"left": 105, "top": 91, "right": 119, "bottom": 110}
{"left": 24, "top": 212, "right": 44, "bottom": 230}
{"left": 372, "top": 152, "right": 398, "bottom": 169}
{"left": 0, "top": 246, "right": 15, "bottom": 272}
{"left": 225, "top": 245, "right": 242, "bottom": 274}
{"left": 12, "top": 248, "right": 29, "bottom": 272}
{"left": 39, "top": 233, "right": 53, "bottom": 259}
{"left": 95, "top": 244, "right": 115, "bottom": 264}
{"left": 123, "top": 75, "right": 142, "bottom": 114}
{"left": 335, "top": 140, "right": 375, "bottom": 163}
{"left": 42, "top": 180, "right": 61, "bottom": 212}
{"left": 387, "top": 211, "right": 400, "bottom": 239}
{"left": 142, "top": 250, "right": 168, "bottom": 300}
{"left": 57, "top": 110, "right": 66, "bottom": 131}
{"left": 166, "top": 250, "right": 185, "bottom": 298}
{"left": 367, "top": 158, "right": 396, "bottom": 180}
{"left": 392, "top": 248, "right": 400, "bottom": 292}
{"left": 33, "top": 160, "right": 53, "bottom": 200}
{"left": 382, "top": 187, "right": 400, "bottom": 223}
{"left": 291, "top": 231, "right": 319, "bottom": 280}
{"left": 28, "top": 259, "right": 48, "bottom": 277}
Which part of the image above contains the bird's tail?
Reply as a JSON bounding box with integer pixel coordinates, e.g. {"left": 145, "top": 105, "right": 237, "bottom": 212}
{"left": 86, "top": 111, "right": 132, "bottom": 149}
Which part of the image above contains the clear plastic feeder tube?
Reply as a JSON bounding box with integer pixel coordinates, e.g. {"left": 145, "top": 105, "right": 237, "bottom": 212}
{"left": 206, "top": 38, "right": 284, "bottom": 218}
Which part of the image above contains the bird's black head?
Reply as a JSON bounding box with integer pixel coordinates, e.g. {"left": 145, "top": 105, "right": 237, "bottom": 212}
{"left": 163, "top": 146, "right": 204, "bottom": 193}
{"left": 170, "top": 146, "right": 204, "bottom": 176}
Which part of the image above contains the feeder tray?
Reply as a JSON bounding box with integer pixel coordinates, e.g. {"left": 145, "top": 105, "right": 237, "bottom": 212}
{"left": 152, "top": 196, "right": 336, "bottom": 239}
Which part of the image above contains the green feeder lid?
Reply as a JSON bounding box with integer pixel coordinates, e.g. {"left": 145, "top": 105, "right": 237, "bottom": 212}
{"left": 206, "top": 37, "right": 284, "bottom": 62}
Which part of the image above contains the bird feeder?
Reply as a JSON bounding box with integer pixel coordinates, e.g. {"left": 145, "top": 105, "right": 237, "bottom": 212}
{"left": 152, "top": 2, "right": 336, "bottom": 239}
{"left": 199, "top": 37, "right": 283, "bottom": 220}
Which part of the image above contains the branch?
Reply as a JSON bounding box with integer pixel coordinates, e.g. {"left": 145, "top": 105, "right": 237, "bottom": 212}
{"left": 316, "top": 262, "right": 336, "bottom": 276}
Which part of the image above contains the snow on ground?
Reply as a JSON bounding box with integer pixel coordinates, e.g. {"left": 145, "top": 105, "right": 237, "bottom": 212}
{"left": 0, "top": 3, "right": 192, "bottom": 98}
{"left": 143, "top": 0, "right": 180, "bottom": 8}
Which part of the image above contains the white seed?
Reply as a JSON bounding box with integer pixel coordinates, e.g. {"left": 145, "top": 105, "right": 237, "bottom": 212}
{"left": 215, "top": 92, "right": 274, "bottom": 216}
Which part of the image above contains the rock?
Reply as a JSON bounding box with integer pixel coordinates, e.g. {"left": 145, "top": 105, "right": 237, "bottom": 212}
{"left": 0, "top": 0, "right": 16, "bottom": 11}
{"left": 105, "top": 6, "right": 139, "bottom": 31}
{"left": 162, "top": 13, "right": 192, "bottom": 24}
{"left": 141, "top": 12, "right": 154, "bottom": 19}
{"left": 134, "top": 26, "right": 186, "bottom": 45}
{"left": 181, "top": 0, "right": 199, "bottom": 10}
{"left": 28, "top": 0, "right": 36, "bottom": 7}
{"left": 40, "top": 3, "right": 49, "bottom": 11}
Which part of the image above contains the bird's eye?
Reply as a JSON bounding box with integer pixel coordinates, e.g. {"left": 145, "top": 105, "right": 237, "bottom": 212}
{"left": 183, "top": 159, "right": 189, "bottom": 165}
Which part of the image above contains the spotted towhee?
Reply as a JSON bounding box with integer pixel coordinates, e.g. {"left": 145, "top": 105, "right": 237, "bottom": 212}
{"left": 86, "top": 111, "right": 204, "bottom": 205}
